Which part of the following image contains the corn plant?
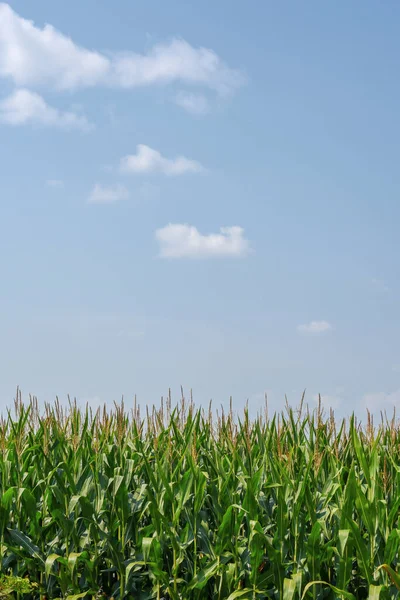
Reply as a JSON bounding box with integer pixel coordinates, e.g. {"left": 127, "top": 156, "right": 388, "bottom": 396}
{"left": 0, "top": 391, "right": 400, "bottom": 599}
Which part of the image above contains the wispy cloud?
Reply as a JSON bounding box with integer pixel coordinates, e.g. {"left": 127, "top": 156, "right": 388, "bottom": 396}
{"left": 46, "top": 179, "right": 64, "bottom": 188}
{"left": 120, "top": 144, "right": 205, "bottom": 176}
{"left": 175, "top": 91, "right": 209, "bottom": 115}
{"left": 297, "top": 321, "right": 333, "bottom": 335}
{"left": 0, "top": 3, "right": 244, "bottom": 97}
{"left": 156, "top": 224, "right": 250, "bottom": 258}
{"left": 88, "top": 183, "right": 129, "bottom": 204}
{"left": 0, "top": 89, "right": 92, "bottom": 130}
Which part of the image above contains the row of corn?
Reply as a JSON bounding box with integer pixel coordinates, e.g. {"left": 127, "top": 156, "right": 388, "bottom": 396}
{"left": 0, "top": 393, "right": 400, "bottom": 599}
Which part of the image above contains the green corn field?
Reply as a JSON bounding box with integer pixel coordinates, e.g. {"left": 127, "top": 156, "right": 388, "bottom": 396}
{"left": 1, "top": 392, "right": 400, "bottom": 600}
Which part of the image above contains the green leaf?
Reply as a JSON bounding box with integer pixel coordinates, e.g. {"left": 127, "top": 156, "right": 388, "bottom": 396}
{"left": 142, "top": 537, "right": 153, "bottom": 563}
{"left": 283, "top": 577, "right": 298, "bottom": 600}
{"left": 301, "top": 580, "right": 356, "bottom": 600}
{"left": 1, "top": 488, "right": 16, "bottom": 508}
{"left": 68, "top": 551, "right": 88, "bottom": 578}
{"left": 383, "top": 530, "right": 400, "bottom": 566}
{"left": 7, "top": 528, "right": 44, "bottom": 564}
{"left": 45, "top": 553, "right": 68, "bottom": 578}
{"left": 376, "top": 564, "right": 400, "bottom": 590}
{"left": 226, "top": 589, "right": 259, "bottom": 600}
{"left": 368, "top": 584, "right": 389, "bottom": 599}
{"left": 347, "top": 519, "right": 373, "bottom": 585}
{"left": 187, "top": 559, "right": 220, "bottom": 590}
{"left": 65, "top": 592, "right": 96, "bottom": 600}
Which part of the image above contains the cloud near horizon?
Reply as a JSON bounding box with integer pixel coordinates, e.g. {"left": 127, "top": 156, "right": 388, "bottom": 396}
{"left": 155, "top": 224, "right": 250, "bottom": 258}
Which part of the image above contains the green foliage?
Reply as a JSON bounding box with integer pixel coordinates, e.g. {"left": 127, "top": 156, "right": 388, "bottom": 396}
{"left": 0, "top": 393, "right": 400, "bottom": 598}
{"left": 0, "top": 574, "right": 37, "bottom": 598}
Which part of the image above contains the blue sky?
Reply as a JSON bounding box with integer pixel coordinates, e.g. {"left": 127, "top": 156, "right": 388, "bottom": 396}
{"left": 1, "top": 1, "right": 400, "bottom": 418}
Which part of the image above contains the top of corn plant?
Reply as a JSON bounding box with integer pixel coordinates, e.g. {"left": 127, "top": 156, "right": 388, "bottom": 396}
{"left": 1, "top": 389, "right": 400, "bottom": 600}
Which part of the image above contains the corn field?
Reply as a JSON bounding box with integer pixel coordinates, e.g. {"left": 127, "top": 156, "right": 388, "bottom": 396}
{"left": 1, "top": 393, "right": 400, "bottom": 600}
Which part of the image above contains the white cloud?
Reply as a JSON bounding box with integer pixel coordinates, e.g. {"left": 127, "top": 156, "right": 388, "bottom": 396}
{"left": 120, "top": 144, "right": 204, "bottom": 176}
{"left": 156, "top": 224, "right": 250, "bottom": 258}
{"left": 46, "top": 179, "right": 64, "bottom": 188}
{"left": 0, "top": 3, "right": 108, "bottom": 89}
{"left": 88, "top": 183, "right": 129, "bottom": 204}
{"left": 0, "top": 88, "right": 92, "bottom": 130}
{"left": 0, "top": 3, "right": 244, "bottom": 96}
{"left": 175, "top": 91, "right": 209, "bottom": 115}
{"left": 297, "top": 320, "right": 333, "bottom": 335}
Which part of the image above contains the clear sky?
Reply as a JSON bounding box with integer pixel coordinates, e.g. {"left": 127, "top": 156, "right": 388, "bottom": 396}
{"left": 1, "top": 1, "right": 399, "bottom": 418}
